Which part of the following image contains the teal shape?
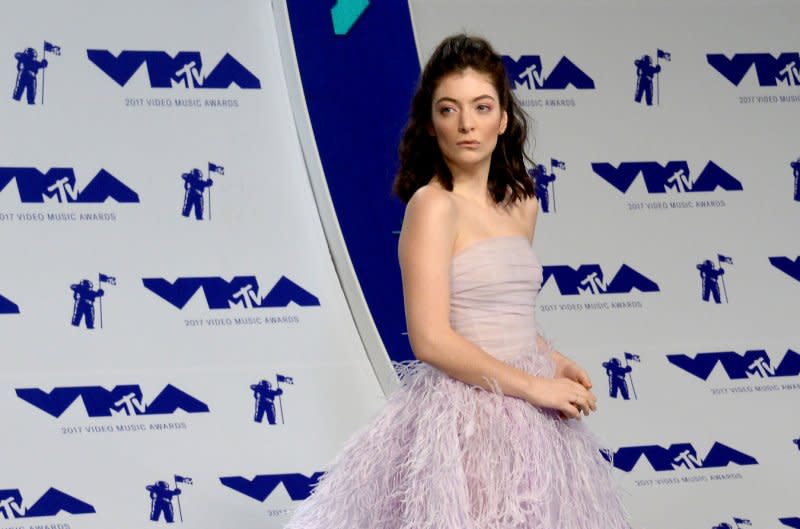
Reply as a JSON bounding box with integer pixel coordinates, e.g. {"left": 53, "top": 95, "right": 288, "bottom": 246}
{"left": 331, "top": 0, "right": 370, "bottom": 35}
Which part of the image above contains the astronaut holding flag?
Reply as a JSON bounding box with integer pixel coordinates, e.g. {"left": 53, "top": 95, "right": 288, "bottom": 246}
{"left": 12, "top": 40, "right": 60, "bottom": 105}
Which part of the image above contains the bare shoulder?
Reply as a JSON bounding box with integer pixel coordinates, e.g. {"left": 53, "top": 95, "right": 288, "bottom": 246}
{"left": 406, "top": 183, "right": 456, "bottom": 217}
{"left": 398, "top": 183, "right": 458, "bottom": 262}
{"left": 402, "top": 184, "right": 458, "bottom": 235}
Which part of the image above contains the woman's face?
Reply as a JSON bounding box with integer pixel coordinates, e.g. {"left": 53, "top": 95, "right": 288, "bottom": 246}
{"left": 429, "top": 67, "right": 508, "bottom": 175}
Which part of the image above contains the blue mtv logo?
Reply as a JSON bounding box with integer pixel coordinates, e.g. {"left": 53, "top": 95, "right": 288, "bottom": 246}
{"left": 667, "top": 349, "right": 800, "bottom": 380}
{"left": 502, "top": 55, "right": 595, "bottom": 90}
{"left": 16, "top": 384, "right": 210, "bottom": 417}
{"left": 781, "top": 517, "right": 800, "bottom": 528}
{"left": 770, "top": 256, "right": 800, "bottom": 283}
{"left": 707, "top": 52, "right": 800, "bottom": 87}
{"left": 0, "top": 292, "right": 20, "bottom": 314}
{"left": 542, "top": 264, "right": 659, "bottom": 295}
{"left": 591, "top": 161, "right": 743, "bottom": 194}
{"left": 0, "top": 167, "right": 139, "bottom": 203}
{"left": 0, "top": 487, "right": 94, "bottom": 519}
{"left": 142, "top": 276, "right": 320, "bottom": 310}
{"left": 87, "top": 50, "right": 261, "bottom": 89}
{"left": 602, "top": 442, "right": 758, "bottom": 472}
{"left": 219, "top": 473, "right": 324, "bottom": 502}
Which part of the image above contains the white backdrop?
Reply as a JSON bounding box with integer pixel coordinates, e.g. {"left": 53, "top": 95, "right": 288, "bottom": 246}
{"left": 409, "top": 1, "right": 799, "bottom": 528}
{"left": 0, "top": 1, "right": 385, "bottom": 528}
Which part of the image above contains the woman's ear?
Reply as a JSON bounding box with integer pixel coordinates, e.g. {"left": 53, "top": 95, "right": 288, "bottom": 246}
{"left": 499, "top": 110, "right": 508, "bottom": 135}
{"left": 427, "top": 123, "right": 436, "bottom": 137}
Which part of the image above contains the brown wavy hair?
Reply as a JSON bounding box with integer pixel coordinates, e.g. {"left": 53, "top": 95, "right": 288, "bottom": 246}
{"left": 392, "top": 34, "right": 535, "bottom": 205}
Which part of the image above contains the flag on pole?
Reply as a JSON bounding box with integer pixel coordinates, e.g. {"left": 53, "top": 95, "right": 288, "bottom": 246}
{"left": 175, "top": 475, "right": 193, "bottom": 485}
{"left": 624, "top": 352, "right": 641, "bottom": 362}
{"left": 551, "top": 158, "right": 566, "bottom": 170}
{"left": 208, "top": 163, "right": 225, "bottom": 175}
{"left": 99, "top": 273, "right": 116, "bottom": 285}
{"left": 277, "top": 374, "right": 294, "bottom": 384}
{"left": 718, "top": 254, "right": 734, "bottom": 265}
{"left": 657, "top": 49, "right": 671, "bottom": 61}
{"left": 733, "top": 518, "right": 751, "bottom": 526}
{"left": 44, "top": 41, "right": 61, "bottom": 55}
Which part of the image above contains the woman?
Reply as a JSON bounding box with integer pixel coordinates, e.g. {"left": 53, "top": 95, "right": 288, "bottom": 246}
{"left": 285, "top": 34, "right": 629, "bottom": 529}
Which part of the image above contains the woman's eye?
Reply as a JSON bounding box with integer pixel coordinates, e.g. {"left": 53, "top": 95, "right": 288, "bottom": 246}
{"left": 439, "top": 107, "right": 455, "bottom": 115}
{"left": 477, "top": 104, "right": 491, "bottom": 112}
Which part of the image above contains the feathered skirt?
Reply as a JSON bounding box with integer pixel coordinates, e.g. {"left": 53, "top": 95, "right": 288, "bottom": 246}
{"left": 284, "top": 348, "right": 630, "bottom": 529}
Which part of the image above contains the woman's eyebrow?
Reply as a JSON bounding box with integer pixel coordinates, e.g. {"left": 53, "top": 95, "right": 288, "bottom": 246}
{"left": 434, "top": 94, "right": 497, "bottom": 105}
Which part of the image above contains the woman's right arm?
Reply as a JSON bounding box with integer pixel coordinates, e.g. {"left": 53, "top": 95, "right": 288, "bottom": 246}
{"left": 398, "top": 187, "right": 595, "bottom": 419}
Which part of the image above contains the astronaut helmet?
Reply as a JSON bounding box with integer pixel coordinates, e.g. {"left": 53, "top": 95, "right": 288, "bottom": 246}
{"left": 191, "top": 168, "right": 203, "bottom": 179}
{"left": 25, "top": 48, "right": 38, "bottom": 58}
{"left": 609, "top": 357, "right": 621, "bottom": 367}
{"left": 264, "top": 380, "right": 273, "bottom": 389}
{"left": 81, "top": 279, "right": 93, "bottom": 289}
{"left": 703, "top": 259, "right": 713, "bottom": 267}
{"left": 641, "top": 54, "right": 652, "bottom": 65}
{"left": 157, "top": 481, "right": 169, "bottom": 488}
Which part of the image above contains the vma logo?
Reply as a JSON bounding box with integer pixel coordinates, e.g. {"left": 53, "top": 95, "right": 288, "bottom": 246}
{"left": 707, "top": 52, "right": 800, "bottom": 87}
{"left": 219, "top": 473, "right": 324, "bottom": 502}
{"left": 142, "top": 276, "right": 320, "bottom": 310}
{"left": 770, "top": 256, "right": 800, "bottom": 283}
{"left": 16, "top": 384, "right": 210, "bottom": 418}
{"left": 602, "top": 442, "right": 758, "bottom": 472}
{"left": 0, "top": 488, "right": 94, "bottom": 519}
{"left": 667, "top": 349, "right": 800, "bottom": 380}
{"left": 87, "top": 50, "right": 261, "bottom": 89}
{"left": 0, "top": 292, "right": 20, "bottom": 314}
{"left": 0, "top": 167, "right": 139, "bottom": 203}
{"left": 543, "top": 264, "right": 659, "bottom": 295}
{"left": 591, "top": 161, "right": 743, "bottom": 194}
{"left": 502, "top": 55, "right": 595, "bottom": 90}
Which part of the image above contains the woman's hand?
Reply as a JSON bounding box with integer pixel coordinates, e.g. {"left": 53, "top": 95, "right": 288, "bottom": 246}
{"left": 525, "top": 376, "right": 597, "bottom": 420}
{"left": 555, "top": 357, "right": 593, "bottom": 390}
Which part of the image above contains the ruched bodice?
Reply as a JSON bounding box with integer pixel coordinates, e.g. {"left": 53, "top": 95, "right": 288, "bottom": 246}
{"left": 450, "top": 235, "right": 542, "bottom": 360}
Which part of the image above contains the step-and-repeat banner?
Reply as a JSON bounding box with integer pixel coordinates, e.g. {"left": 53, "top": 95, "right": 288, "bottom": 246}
{"left": 287, "top": 1, "right": 799, "bottom": 528}
{"left": 0, "top": 1, "right": 386, "bottom": 528}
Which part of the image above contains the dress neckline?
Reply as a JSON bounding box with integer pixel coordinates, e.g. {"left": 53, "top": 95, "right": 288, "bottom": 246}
{"left": 452, "top": 235, "right": 531, "bottom": 262}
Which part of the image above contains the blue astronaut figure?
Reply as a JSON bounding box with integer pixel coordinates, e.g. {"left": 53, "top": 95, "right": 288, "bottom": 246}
{"left": 791, "top": 157, "right": 800, "bottom": 201}
{"left": 697, "top": 259, "right": 725, "bottom": 303}
{"left": 533, "top": 164, "right": 557, "bottom": 213}
{"left": 147, "top": 481, "right": 181, "bottom": 523}
{"left": 181, "top": 168, "right": 213, "bottom": 220}
{"left": 70, "top": 279, "right": 104, "bottom": 329}
{"left": 634, "top": 55, "right": 661, "bottom": 106}
{"left": 251, "top": 379, "right": 283, "bottom": 425}
{"left": 13, "top": 48, "right": 48, "bottom": 104}
{"left": 602, "top": 357, "right": 632, "bottom": 400}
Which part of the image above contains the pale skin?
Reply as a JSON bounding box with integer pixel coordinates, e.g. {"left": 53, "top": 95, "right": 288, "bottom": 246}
{"left": 398, "top": 67, "right": 597, "bottom": 420}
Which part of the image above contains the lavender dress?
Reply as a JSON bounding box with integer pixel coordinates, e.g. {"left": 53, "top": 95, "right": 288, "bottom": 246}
{"left": 285, "top": 236, "right": 630, "bottom": 529}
